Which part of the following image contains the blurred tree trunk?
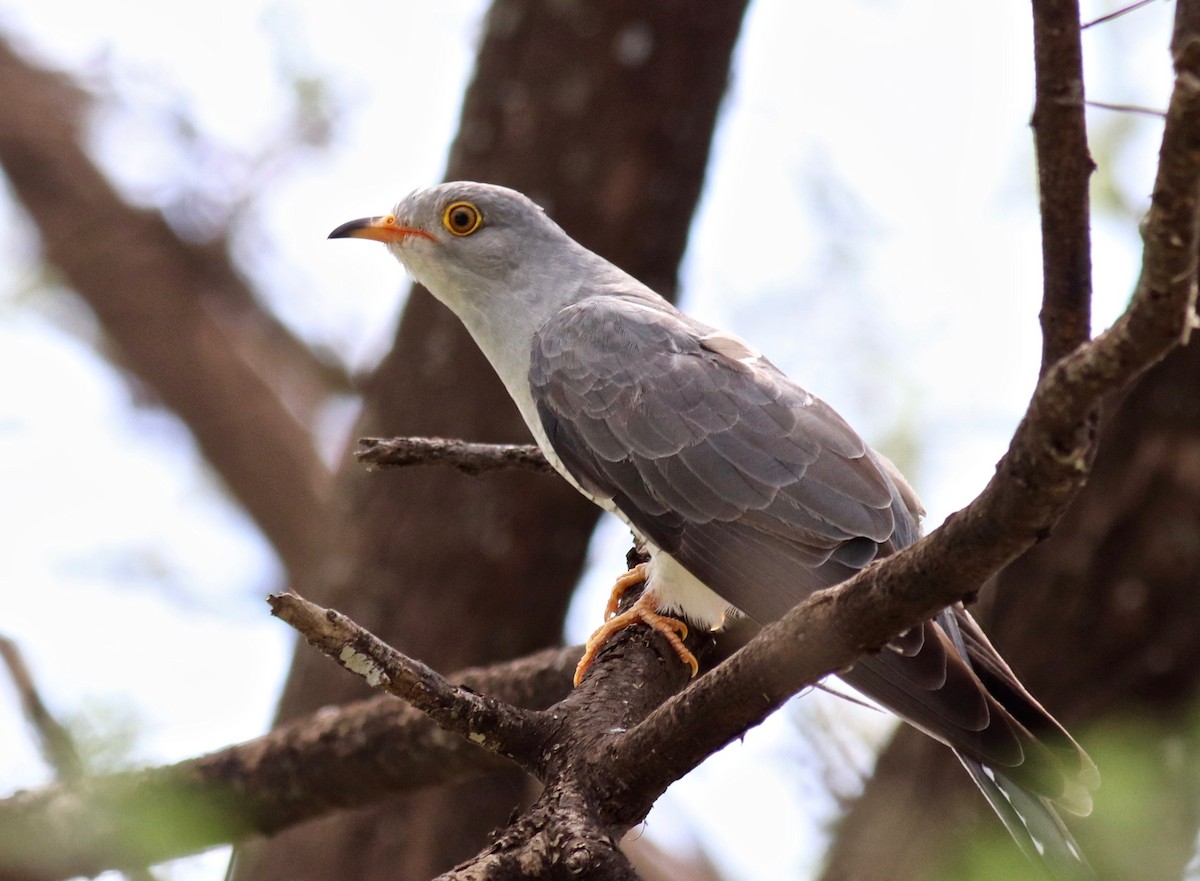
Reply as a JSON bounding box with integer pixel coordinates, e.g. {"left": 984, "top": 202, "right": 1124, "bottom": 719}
{"left": 820, "top": 340, "right": 1200, "bottom": 881}
{"left": 231, "top": 3, "right": 751, "bottom": 880}
{"left": 0, "top": 37, "right": 336, "bottom": 580}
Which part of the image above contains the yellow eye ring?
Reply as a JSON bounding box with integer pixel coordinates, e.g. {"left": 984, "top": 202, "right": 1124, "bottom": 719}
{"left": 442, "top": 201, "right": 483, "bottom": 237}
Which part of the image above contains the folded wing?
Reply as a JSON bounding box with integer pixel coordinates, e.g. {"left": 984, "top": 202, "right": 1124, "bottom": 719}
{"left": 530, "top": 294, "right": 1096, "bottom": 863}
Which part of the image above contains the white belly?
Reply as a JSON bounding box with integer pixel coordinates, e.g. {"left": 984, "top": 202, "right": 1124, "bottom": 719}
{"left": 642, "top": 544, "right": 736, "bottom": 630}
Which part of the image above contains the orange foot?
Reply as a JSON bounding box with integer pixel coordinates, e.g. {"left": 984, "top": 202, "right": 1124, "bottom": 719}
{"left": 604, "top": 562, "right": 649, "bottom": 620}
{"left": 574, "top": 579, "right": 699, "bottom": 686}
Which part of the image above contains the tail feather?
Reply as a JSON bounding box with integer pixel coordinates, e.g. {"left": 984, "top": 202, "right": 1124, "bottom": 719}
{"left": 839, "top": 603, "right": 1098, "bottom": 879}
{"left": 958, "top": 755, "right": 1096, "bottom": 881}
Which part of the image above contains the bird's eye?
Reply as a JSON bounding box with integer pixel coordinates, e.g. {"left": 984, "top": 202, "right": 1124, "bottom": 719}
{"left": 442, "top": 201, "right": 483, "bottom": 237}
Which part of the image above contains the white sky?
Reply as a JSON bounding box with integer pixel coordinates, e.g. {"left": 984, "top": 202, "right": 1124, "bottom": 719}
{"left": 0, "top": 2, "right": 1176, "bottom": 879}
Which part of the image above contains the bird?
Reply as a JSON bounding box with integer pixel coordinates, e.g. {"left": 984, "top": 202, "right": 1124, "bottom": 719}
{"left": 330, "top": 181, "right": 1099, "bottom": 879}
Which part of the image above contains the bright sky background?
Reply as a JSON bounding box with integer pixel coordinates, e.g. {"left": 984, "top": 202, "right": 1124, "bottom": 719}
{"left": 0, "top": 2, "right": 1177, "bottom": 879}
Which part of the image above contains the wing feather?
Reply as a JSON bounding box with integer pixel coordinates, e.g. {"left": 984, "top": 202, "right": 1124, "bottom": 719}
{"left": 530, "top": 295, "right": 911, "bottom": 608}
{"left": 529, "top": 295, "right": 1095, "bottom": 820}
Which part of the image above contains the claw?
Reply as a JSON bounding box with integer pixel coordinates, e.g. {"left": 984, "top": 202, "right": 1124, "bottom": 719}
{"left": 574, "top": 589, "right": 699, "bottom": 686}
{"left": 604, "top": 562, "right": 650, "bottom": 620}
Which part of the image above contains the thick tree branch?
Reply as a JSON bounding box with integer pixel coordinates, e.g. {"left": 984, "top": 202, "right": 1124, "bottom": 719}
{"left": 432, "top": 606, "right": 702, "bottom": 881}
{"left": 356, "top": 436, "right": 552, "bottom": 476}
{"left": 820, "top": 9, "right": 1200, "bottom": 879}
{"left": 0, "top": 586, "right": 710, "bottom": 881}
{"left": 0, "top": 37, "right": 334, "bottom": 577}
{"left": 1176, "top": 0, "right": 1200, "bottom": 56}
{"left": 1032, "top": 0, "right": 1095, "bottom": 371}
{"left": 598, "top": 40, "right": 1200, "bottom": 824}
{"left": 0, "top": 648, "right": 577, "bottom": 881}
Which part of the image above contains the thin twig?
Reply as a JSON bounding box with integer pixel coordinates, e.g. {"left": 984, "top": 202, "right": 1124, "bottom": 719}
{"left": 268, "top": 592, "right": 549, "bottom": 771}
{"left": 1082, "top": 0, "right": 1160, "bottom": 30}
{"left": 356, "top": 436, "right": 553, "bottom": 475}
{"left": 0, "top": 636, "right": 83, "bottom": 781}
{"left": 1085, "top": 99, "right": 1167, "bottom": 117}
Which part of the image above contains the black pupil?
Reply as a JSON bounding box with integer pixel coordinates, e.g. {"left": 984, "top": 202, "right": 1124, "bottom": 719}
{"left": 452, "top": 208, "right": 473, "bottom": 229}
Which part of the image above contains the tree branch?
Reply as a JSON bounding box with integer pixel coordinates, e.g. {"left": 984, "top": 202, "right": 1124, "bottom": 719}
{"left": 819, "top": 8, "right": 1200, "bottom": 879}
{"left": 1082, "top": 0, "right": 1160, "bottom": 30}
{"left": 0, "top": 648, "right": 577, "bottom": 881}
{"left": 0, "top": 638, "right": 161, "bottom": 881}
{"left": 356, "top": 436, "right": 552, "bottom": 476}
{"left": 0, "top": 637, "right": 83, "bottom": 782}
{"left": 1175, "top": 0, "right": 1200, "bottom": 56}
{"left": 269, "top": 593, "right": 550, "bottom": 771}
{"left": 1032, "top": 0, "right": 1095, "bottom": 371}
{"left": 597, "top": 38, "right": 1200, "bottom": 824}
{"left": 431, "top": 605, "right": 703, "bottom": 881}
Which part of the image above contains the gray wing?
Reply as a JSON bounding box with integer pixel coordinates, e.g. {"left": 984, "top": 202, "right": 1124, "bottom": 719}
{"left": 530, "top": 295, "right": 1097, "bottom": 819}
{"left": 530, "top": 295, "right": 916, "bottom": 621}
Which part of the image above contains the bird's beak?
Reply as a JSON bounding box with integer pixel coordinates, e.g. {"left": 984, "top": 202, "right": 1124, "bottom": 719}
{"left": 328, "top": 215, "right": 435, "bottom": 244}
